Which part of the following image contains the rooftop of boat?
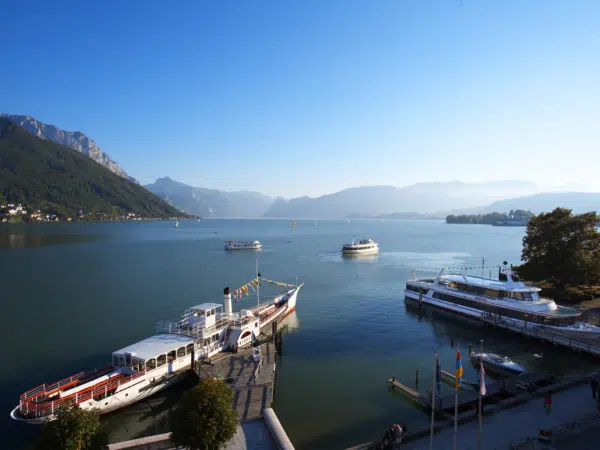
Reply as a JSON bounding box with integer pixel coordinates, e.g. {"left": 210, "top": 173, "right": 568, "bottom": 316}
{"left": 410, "top": 272, "right": 541, "bottom": 293}
{"left": 112, "top": 334, "right": 195, "bottom": 360}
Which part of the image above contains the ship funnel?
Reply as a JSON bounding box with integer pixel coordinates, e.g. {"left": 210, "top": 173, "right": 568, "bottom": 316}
{"left": 224, "top": 287, "right": 232, "bottom": 316}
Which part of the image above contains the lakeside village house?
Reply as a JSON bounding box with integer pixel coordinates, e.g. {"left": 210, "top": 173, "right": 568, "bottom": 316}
{"left": 0, "top": 203, "right": 59, "bottom": 222}
{"left": 1, "top": 204, "right": 144, "bottom": 222}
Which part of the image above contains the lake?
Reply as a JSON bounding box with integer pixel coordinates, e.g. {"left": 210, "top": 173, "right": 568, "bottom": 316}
{"left": 1, "top": 219, "right": 596, "bottom": 449}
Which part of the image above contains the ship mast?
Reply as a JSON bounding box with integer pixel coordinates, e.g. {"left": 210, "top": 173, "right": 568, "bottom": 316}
{"left": 256, "top": 256, "right": 260, "bottom": 308}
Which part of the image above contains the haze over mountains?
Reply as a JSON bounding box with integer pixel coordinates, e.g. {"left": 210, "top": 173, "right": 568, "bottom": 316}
{"left": 145, "top": 177, "right": 273, "bottom": 218}
{"left": 146, "top": 177, "right": 600, "bottom": 218}
{"left": 3, "top": 114, "right": 599, "bottom": 219}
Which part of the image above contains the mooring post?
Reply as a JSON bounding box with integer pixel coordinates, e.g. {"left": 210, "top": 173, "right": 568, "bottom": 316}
{"left": 392, "top": 376, "right": 396, "bottom": 386}
{"left": 416, "top": 369, "right": 419, "bottom": 386}
{"left": 469, "top": 343, "right": 473, "bottom": 356}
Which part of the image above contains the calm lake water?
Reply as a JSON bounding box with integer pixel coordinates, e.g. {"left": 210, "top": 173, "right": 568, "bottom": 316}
{"left": 1, "top": 219, "right": 597, "bottom": 449}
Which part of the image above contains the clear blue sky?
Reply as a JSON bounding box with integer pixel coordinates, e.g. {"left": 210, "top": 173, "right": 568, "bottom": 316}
{"left": 2, "top": 1, "right": 599, "bottom": 197}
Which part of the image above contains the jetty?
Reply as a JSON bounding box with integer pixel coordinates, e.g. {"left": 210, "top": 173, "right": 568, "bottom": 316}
{"left": 193, "top": 342, "right": 276, "bottom": 421}
{"left": 353, "top": 372, "right": 600, "bottom": 449}
{"left": 481, "top": 312, "right": 600, "bottom": 357}
{"left": 107, "top": 342, "right": 294, "bottom": 450}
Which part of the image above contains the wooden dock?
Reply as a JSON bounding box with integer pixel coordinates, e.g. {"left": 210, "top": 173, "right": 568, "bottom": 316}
{"left": 440, "top": 369, "right": 478, "bottom": 389}
{"left": 481, "top": 312, "right": 600, "bottom": 357}
{"left": 387, "top": 377, "right": 426, "bottom": 404}
{"left": 194, "top": 343, "right": 276, "bottom": 421}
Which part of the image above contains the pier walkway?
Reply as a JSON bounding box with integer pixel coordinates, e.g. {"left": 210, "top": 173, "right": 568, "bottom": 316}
{"left": 194, "top": 342, "right": 276, "bottom": 421}
{"left": 481, "top": 313, "right": 600, "bottom": 357}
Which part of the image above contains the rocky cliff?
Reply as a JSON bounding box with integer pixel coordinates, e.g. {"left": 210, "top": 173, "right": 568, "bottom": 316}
{"left": 1, "top": 114, "right": 136, "bottom": 183}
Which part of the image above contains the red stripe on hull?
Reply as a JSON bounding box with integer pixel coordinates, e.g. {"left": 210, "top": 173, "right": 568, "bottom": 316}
{"left": 280, "top": 305, "right": 296, "bottom": 321}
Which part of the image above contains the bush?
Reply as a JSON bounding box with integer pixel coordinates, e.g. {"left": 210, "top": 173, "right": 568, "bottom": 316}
{"left": 36, "top": 402, "right": 107, "bottom": 450}
{"left": 169, "top": 378, "right": 237, "bottom": 450}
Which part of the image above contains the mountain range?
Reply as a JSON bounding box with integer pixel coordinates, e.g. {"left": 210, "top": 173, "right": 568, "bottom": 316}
{"left": 145, "top": 177, "right": 273, "bottom": 217}
{"left": 0, "top": 118, "right": 183, "bottom": 218}
{"left": 1, "top": 114, "right": 136, "bottom": 183}
{"left": 146, "top": 177, "right": 600, "bottom": 218}
{"left": 3, "top": 113, "right": 599, "bottom": 219}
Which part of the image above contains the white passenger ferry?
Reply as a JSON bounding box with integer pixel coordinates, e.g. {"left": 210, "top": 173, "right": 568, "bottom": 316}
{"left": 11, "top": 274, "right": 301, "bottom": 424}
{"left": 225, "top": 240, "right": 262, "bottom": 250}
{"left": 405, "top": 265, "right": 600, "bottom": 339}
{"left": 342, "top": 237, "right": 379, "bottom": 255}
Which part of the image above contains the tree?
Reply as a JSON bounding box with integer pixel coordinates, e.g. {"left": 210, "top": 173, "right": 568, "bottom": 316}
{"left": 36, "top": 402, "right": 107, "bottom": 450}
{"left": 169, "top": 378, "right": 237, "bottom": 450}
{"left": 515, "top": 208, "right": 600, "bottom": 287}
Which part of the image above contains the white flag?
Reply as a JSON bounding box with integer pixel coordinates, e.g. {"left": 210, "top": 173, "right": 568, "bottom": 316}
{"left": 480, "top": 362, "right": 486, "bottom": 396}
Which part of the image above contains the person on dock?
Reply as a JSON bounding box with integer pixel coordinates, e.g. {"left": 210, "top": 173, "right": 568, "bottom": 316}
{"left": 381, "top": 428, "right": 393, "bottom": 448}
{"left": 392, "top": 424, "right": 404, "bottom": 444}
{"left": 545, "top": 390, "right": 553, "bottom": 413}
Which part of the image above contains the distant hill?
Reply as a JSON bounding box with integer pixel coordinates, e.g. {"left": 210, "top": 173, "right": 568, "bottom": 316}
{"left": 1, "top": 114, "right": 136, "bottom": 183}
{"left": 263, "top": 181, "right": 540, "bottom": 218}
{"left": 145, "top": 177, "right": 274, "bottom": 217}
{"left": 485, "top": 193, "right": 600, "bottom": 214}
{"left": 0, "top": 118, "right": 183, "bottom": 218}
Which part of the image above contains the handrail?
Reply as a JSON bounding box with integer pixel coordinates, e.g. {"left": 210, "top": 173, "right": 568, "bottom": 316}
{"left": 19, "top": 370, "right": 146, "bottom": 418}
{"left": 510, "top": 413, "right": 600, "bottom": 449}
{"left": 482, "top": 312, "right": 600, "bottom": 349}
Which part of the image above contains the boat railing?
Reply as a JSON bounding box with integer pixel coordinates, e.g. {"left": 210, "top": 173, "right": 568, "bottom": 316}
{"left": 157, "top": 317, "right": 232, "bottom": 339}
{"left": 482, "top": 312, "right": 600, "bottom": 348}
{"left": 19, "top": 370, "right": 146, "bottom": 419}
{"left": 20, "top": 371, "right": 86, "bottom": 402}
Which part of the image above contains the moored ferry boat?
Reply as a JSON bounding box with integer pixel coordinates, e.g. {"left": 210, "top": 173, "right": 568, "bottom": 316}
{"left": 225, "top": 240, "right": 262, "bottom": 250}
{"left": 11, "top": 272, "right": 302, "bottom": 424}
{"left": 404, "top": 264, "right": 600, "bottom": 339}
{"left": 342, "top": 237, "right": 379, "bottom": 255}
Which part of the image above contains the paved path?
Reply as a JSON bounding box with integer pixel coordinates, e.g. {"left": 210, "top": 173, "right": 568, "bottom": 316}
{"left": 402, "top": 384, "right": 598, "bottom": 450}
{"left": 224, "top": 420, "right": 277, "bottom": 450}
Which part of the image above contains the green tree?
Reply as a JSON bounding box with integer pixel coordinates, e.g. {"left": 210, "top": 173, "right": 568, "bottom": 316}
{"left": 36, "top": 402, "right": 107, "bottom": 450}
{"left": 169, "top": 379, "right": 237, "bottom": 450}
{"left": 515, "top": 208, "right": 600, "bottom": 287}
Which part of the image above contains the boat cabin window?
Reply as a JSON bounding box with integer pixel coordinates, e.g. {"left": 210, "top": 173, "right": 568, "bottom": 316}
{"left": 146, "top": 358, "right": 156, "bottom": 370}
{"left": 125, "top": 354, "right": 131, "bottom": 367}
{"left": 132, "top": 359, "right": 144, "bottom": 372}
{"left": 186, "top": 343, "right": 194, "bottom": 354}
{"left": 167, "top": 350, "right": 176, "bottom": 362}
{"left": 157, "top": 354, "right": 166, "bottom": 367}
{"left": 212, "top": 333, "right": 219, "bottom": 342}
{"left": 177, "top": 346, "right": 186, "bottom": 357}
{"left": 112, "top": 355, "right": 119, "bottom": 367}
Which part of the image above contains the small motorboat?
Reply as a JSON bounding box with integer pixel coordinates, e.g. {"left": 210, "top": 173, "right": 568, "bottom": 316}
{"left": 471, "top": 352, "right": 525, "bottom": 374}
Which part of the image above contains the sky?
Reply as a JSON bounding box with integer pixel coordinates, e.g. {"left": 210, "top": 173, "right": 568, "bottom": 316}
{"left": 2, "top": 1, "right": 600, "bottom": 198}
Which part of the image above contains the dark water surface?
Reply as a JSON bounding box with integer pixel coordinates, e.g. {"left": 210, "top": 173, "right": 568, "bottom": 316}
{"left": 1, "top": 219, "right": 596, "bottom": 449}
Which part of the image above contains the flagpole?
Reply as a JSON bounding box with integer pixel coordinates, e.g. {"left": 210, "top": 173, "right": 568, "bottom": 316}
{"left": 477, "top": 340, "right": 483, "bottom": 450}
{"left": 453, "top": 346, "right": 459, "bottom": 450}
{"left": 429, "top": 352, "right": 437, "bottom": 450}
{"left": 256, "top": 256, "right": 260, "bottom": 308}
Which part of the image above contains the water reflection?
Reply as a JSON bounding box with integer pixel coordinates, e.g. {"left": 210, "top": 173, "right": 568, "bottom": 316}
{"left": 0, "top": 229, "right": 106, "bottom": 249}
{"left": 341, "top": 253, "right": 378, "bottom": 262}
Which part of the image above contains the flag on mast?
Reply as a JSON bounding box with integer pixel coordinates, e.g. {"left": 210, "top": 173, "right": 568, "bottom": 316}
{"left": 455, "top": 349, "right": 463, "bottom": 389}
{"left": 480, "top": 360, "right": 486, "bottom": 396}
